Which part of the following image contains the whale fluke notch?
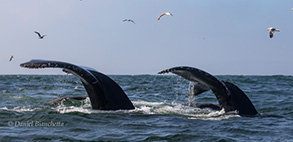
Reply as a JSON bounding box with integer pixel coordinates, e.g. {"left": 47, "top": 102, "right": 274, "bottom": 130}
{"left": 20, "top": 60, "right": 135, "bottom": 110}
{"left": 159, "top": 66, "right": 258, "bottom": 116}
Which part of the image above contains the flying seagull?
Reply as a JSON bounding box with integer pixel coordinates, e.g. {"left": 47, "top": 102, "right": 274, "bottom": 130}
{"left": 34, "top": 31, "right": 46, "bottom": 39}
{"left": 123, "top": 19, "right": 135, "bottom": 23}
{"left": 9, "top": 55, "right": 13, "bottom": 61}
{"left": 266, "top": 27, "right": 280, "bottom": 38}
{"left": 123, "top": 19, "right": 135, "bottom": 24}
{"left": 157, "top": 12, "right": 173, "bottom": 20}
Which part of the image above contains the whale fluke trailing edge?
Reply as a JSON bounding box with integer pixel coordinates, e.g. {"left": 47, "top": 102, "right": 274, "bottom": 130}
{"left": 158, "top": 66, "right": 258, "bottom": 116}
{"left": 20, "top": 60, "right": 135, "bottom": 110}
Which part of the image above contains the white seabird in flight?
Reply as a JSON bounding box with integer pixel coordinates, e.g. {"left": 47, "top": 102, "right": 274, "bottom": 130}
{"left": 157, "top": 12, "right": 173, "bottom": 20}
{"left": 267, "top": 27, "right": 280, "bottom": 38}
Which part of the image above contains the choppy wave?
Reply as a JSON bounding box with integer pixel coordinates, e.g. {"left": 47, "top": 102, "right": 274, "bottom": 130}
{"left": 0, "top": 106, "right": 42, "bottom": 112}
{"left": 51, "top": 99, "right": 240, "bottom": 121}
{"left": 0, "top": 75, "right": 292, "bottom": 141}
{"left": 0, "top": 98, "right": 239, "bottom": 121}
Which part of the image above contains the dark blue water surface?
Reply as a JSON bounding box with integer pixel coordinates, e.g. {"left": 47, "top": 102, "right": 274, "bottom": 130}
{"left": 0, "top": 75, "right": 292, "bottom": 141}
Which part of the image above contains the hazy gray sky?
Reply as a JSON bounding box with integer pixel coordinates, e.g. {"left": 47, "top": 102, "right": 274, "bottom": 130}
{"left": 1, "top": 0, "right": 293, "bottom": 75}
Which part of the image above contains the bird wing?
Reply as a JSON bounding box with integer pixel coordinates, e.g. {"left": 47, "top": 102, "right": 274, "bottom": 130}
{"left": 130, "top": 20, "right": 135, "bottom": 23}
{"left": 269, "top": 31, "right": 274, "bottom": 38}
{"left": 34, "top": 31, "right": 41, "bottom": 38}
{"left": 157, "top": 13, "right": 166, "bottom": 20}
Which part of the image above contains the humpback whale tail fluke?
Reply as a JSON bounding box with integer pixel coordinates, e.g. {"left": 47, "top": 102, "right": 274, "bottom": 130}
{"left": 20, "top": 60, "right": 135, "bottom": 110}
{"left": 223, "top": 81, "right": 258, "bottom": 115}
{"left": 158, "top": 66, "right": 258, "bottom": 116}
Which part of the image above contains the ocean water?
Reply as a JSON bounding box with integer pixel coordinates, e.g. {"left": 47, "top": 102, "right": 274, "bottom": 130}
{"left": 0, "top": 75, "right": 292, "bottom": 141}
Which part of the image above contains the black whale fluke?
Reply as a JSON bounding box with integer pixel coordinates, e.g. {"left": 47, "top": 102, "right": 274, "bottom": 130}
{"left": 158, "top": 66, "right": 258, "bottom": 116}
{"left": 20, "top": 60, "right": 135, "bottom": 110}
